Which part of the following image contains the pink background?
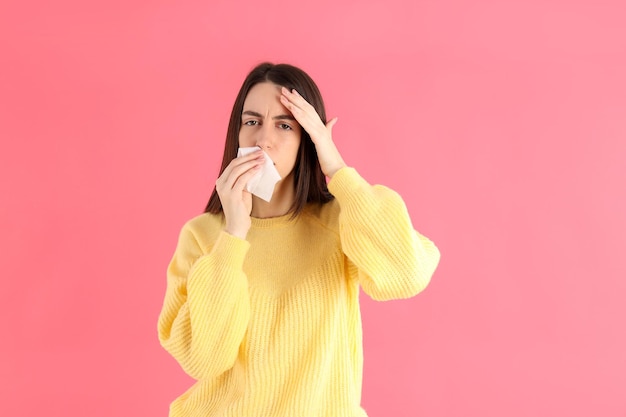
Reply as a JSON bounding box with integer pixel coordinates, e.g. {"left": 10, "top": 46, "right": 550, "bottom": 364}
{"left": 1, "top": 0, "right": 625, "bottom": 416}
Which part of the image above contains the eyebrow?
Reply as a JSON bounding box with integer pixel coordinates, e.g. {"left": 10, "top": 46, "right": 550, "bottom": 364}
{"left": 242, "top": 110, "right": 296, "bottom": 121}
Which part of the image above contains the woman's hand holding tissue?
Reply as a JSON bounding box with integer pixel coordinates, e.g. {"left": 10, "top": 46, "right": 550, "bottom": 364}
{"left": 280, "top": 87, "right": 346, "bottom": 178}
{"left": 215, "top": 149, "right": 265, "bottom": 239}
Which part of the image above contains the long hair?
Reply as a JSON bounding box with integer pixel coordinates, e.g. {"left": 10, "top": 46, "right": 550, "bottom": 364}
{"left": 204, "top": 62, "right": 334, "bottom": 217}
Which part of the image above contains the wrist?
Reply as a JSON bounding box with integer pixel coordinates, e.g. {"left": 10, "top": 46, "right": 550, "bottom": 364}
{"left": 224, "top": 222, "right": 250, "bottom": 240}
{"left": 325, "top": 162, "right": 347, "bottom": 179}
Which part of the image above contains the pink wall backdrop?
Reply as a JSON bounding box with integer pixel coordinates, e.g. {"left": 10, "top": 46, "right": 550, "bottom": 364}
{"left": 1, "top": 0, "right": 625, "bottom": 416}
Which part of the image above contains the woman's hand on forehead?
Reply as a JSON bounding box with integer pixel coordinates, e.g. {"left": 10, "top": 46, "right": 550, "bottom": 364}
{"left": 280, "top": 87, "right": 346, "bottom": 178}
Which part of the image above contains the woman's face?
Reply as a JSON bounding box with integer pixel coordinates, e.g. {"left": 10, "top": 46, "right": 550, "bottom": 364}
{"left": 239, "top": 82, "right": 302, "bottom": 180}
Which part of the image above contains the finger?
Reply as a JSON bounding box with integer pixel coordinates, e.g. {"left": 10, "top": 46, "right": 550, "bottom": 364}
{"left": 288, "top": 87, "right": 307, "bottom": 104}
{"left": 218, "top": 155, "right": 264, "bottom": 189}
{"left": 280, "top": 87, "right": 313, "bottom": 112}
{"left": 279, "top": 91, "right": 300, "bottom": 115}
{"left": 280, "top": 89, "right": 323, "bottom": 134}
{"left": 326, "top": 117, "right": 338, "bottom": 132}
{"left": 227, "top": 159, "right": 263, "bottom": 188}
{"left": 219, "top": 151, "right": 264, "bottom": 183}
{"left": 232, "top": 164, "right": 262, "bottom": 192}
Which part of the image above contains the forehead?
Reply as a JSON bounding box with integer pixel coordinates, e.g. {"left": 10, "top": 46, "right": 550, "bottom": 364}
{"left": 242, "top": 82, "right": 284, "bottom": 111}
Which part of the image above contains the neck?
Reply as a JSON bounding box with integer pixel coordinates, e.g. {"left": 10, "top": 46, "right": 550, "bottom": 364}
{"left": 250, "top": 174, "right": 296, "bottom": 219}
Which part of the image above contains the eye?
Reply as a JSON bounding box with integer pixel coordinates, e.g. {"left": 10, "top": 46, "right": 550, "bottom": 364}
{"left": 278, "top": 123, "right": 292, "bottom": 130}
{"left": 244, "top": 120, "right": 259, "bottom": 126}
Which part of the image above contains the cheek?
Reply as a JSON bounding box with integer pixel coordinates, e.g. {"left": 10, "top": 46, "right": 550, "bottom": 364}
{"left": 238, "top": 130, "right": 253, "bottom": 147}
{"left": 282, "top": 138, "right": 299, "bottom": 161}
{"left": 275, "top": 142, "right": 299, "bottom": 175}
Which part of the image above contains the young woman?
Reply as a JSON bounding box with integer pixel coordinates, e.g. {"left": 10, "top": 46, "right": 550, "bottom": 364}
{"left": 158, "top": 62, "right": 440, "bottom": 416}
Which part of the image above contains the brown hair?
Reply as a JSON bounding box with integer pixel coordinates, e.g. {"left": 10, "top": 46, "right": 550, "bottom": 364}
{"left": 204, "top": 62, "right": 334, "bottom": 217}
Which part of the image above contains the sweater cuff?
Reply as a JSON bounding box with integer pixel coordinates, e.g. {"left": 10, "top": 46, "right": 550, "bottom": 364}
{"left": 328, "top": 167, "right": 371, "bottom": 204}
{"left": 209, "top": 230, "right": 250, "bottom": 269}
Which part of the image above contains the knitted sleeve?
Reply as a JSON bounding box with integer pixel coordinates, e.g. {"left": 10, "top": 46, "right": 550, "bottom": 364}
{"left": 158, "top": 224, "right": 251, "bottom": 380}
{"left": 327, "top": 167, "right": 441, "bottom": 301}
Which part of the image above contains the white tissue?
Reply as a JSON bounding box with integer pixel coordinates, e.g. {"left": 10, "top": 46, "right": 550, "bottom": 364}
{"left": 236, "top": 146, "right": 282, "bottom": 202}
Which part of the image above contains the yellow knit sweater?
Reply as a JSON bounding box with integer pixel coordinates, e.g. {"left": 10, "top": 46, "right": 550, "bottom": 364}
{"left": 158, "top": 167, "right": 440, "bottom": 417}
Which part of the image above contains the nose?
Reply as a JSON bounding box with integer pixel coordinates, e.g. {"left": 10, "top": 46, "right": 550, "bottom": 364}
{"left": 255, "top": 123, "right": 274, "bottom": 151}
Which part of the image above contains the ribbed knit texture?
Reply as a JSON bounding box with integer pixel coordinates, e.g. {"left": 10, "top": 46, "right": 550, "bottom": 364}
{"left": 158, "top": 167, "right": 440, "bottom": 417}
